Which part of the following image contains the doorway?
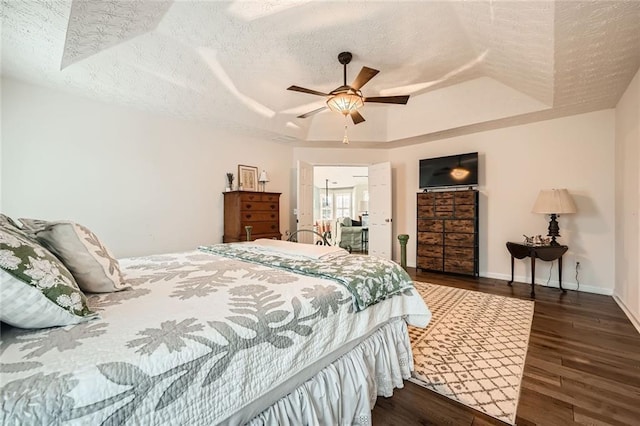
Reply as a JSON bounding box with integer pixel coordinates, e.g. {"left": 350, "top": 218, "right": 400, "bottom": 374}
{"left": 313, "top": 166, "right": 369, "bottom": 253}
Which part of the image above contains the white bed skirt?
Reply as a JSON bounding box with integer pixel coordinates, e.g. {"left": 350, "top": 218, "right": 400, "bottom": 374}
{"left": 248, "top": 318, "right": 413, "bottom": 426}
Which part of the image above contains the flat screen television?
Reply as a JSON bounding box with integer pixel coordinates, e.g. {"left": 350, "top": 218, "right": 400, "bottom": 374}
{"left": 419, "top": 152, "right": 478, "bottom": 189}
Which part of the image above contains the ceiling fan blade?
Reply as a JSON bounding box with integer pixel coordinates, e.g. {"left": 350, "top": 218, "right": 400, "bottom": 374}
{"left": 298, "top": 106, "right": 328, "bottom": 118}
{"left": 364, "top": 95, "right": 410, "bottom": 104}
{"left": 350, "top": 110, "right": 365, "bottom": 125}
{"left": 351, "top": 67, "right": 379, "bottom": 90}
{"left": 287, "top": 85, "right": 329, "bottom": 97}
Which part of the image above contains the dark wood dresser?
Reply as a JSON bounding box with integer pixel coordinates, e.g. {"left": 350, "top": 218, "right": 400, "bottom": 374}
{"left": 417, "top": 189, "right": 479, "bottom": 276}
{"left": 223, "top": 191, "right": 281, "bottom": 242}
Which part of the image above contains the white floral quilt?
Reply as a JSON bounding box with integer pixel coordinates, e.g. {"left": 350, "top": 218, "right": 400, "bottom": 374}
{"left": 0, "top": 249, "right": 431, "bottom": 425}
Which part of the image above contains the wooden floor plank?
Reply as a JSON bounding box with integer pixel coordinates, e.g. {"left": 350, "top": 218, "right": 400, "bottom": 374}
{"left": 371, "top": 269, "right": 640, "bottom": 425}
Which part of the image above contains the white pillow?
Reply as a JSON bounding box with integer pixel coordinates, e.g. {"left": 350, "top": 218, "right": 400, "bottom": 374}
{"left": 19, "top": 219, "right": 130, "bottom": 294}
{"left": 0, "top": 226, "right": 98, "bottom": 328}
{"left": 246, "top": 239, "right": 349, "bottom": 260}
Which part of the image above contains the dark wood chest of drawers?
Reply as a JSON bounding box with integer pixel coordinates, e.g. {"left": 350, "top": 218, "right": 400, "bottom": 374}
{"left": 417, "top": 189, "right": 479, "bottom": 276}
{"left": 223, "top": 191, "right": 281, "bottom": 242}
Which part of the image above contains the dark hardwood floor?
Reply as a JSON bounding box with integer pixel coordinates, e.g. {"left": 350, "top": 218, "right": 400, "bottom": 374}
{"left": 372, "top": 269, "right": 640, "bottom": 426}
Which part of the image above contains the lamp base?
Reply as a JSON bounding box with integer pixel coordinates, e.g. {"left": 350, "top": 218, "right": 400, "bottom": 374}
{"left": 547, "top": 213, "right": 561, "bottom": 246}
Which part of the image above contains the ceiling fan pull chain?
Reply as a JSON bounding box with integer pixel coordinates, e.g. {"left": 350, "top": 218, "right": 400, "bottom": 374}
{"left": 343, "top": 116, "right": 350, "bottom": 144}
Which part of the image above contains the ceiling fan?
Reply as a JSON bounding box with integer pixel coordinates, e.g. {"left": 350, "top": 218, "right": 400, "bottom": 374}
{"left": 287, "top": 52, "right": 410, "bottom": 125}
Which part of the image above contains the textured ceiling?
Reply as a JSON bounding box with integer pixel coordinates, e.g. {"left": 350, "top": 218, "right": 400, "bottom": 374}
{"left": 2, "top": 0, "right": 639, "bottom": 147}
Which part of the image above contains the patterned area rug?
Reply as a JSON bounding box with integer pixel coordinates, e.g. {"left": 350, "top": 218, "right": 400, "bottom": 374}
{"left": 408, "top": 282, "right": 534, "bottom": 425}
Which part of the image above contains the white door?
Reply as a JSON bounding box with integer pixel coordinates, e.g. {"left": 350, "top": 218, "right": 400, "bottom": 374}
{"left": 368, "top": 162, "right": 392, "bottom": 259}
{"left": 296, "top": 160, "right": 314, "bottom": 244}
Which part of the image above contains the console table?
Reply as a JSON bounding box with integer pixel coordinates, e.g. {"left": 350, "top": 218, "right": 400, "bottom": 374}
{"left": 506, "top": 242, "right": 568, "bottom": 297}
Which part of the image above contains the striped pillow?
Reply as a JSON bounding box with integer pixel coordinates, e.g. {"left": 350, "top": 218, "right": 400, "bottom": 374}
{"left": 0, "top": 226, "right": 97, "bottom": 328}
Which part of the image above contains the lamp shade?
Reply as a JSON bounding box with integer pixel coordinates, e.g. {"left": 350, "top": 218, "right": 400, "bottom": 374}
{"left": 258, "top": 170, "right": 269, "bottom": 183}
{"left": 359, "top": 200, "right": 369, "bottom": 212}
{"left": 532, "top": 189, "right": 577, "bottom": 214}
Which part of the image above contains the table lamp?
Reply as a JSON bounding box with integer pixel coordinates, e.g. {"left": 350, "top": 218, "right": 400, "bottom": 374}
{"left": 531, "top": 188, "right": 577, "bottom": 246}
{"left": 359, "top": 200, "right": 369, "bottom": 215}
{"left": 258, "top": 170, "right": 269, "bottom": 192}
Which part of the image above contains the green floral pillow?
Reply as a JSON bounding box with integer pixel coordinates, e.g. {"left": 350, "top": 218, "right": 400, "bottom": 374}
{"left": 0, "top": 226, "right": 97, "bottom": 328}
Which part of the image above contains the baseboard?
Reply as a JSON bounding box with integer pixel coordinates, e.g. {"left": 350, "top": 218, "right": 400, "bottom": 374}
{"left": 404, "top": 264, "right": 615, "bottom": 296}
{"left": 483, "top": 272, "right": 614, "bottom": 296}
{"left": 612, "top": 294, "right": 640, "bottom": 334}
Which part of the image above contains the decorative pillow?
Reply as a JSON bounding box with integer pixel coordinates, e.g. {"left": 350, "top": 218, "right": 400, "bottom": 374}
{"left": 0, "top": 213, "right": 22, "bottom": 231}
{"left": 342, "top": 217, "right": 352, "bottom": 227}
{"left": 19, "top": 219, "right": 130, "bottom": 294}
{"left": 0, "top": 226, "right": 97, "bottom": 328}
{"left": 351, "top": 220, "right": 362, "bottom": 227}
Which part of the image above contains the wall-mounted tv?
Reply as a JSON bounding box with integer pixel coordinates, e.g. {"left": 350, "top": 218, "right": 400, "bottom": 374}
{"left": 419, "top": 152, "right": 478, "bottom": 189}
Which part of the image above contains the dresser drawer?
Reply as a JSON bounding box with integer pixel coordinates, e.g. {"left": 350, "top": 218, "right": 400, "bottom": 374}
{"left": 418, "top": 219, "right": 443, "bottom": 232}
{"left": 436, "top": 192, "right": 454, "bottom": 200}
{"left": 445, "top": 219, "right": 475, "bottom": 233}
{"left": 240, "top": 201, "right": 279, "bottom": 212}
{"left": 444, "top": 258, "right": 475, "bottom": 274}
{"left": 455, "top": 204, "right": 476, "bottom": 218}
{"left": 239, "top": 193, "right": 280, "bottom": 202}
{"left": 418, "top": 244, "right": 443, "bottom": 257}
{"left": 435, "top": 207, "right": 454, "bottom": 218}
{"left": 454, "top": 191, "right": 476, "bottom": 205}
{"left": 418, "top": 232, "right": 443, "bottom": 245}
{"left": 444, "top": 233, "right": 475, "bottom": 247}
{"left": 417, "top": 256, "right": 443, "bottom": 271}
{"left": 435, "top": 197, "right": 453, "bottom": 207}
{"left": 444, "top": 246, "right": 475, "bottom": 260}
{"left": 417, "top": 193, "right": 435, "bottom": 205}
{"left": 240, "top": 211, "right": 278, "bottom": 222}
{"left": 243, "top": 221, "right": 279, "bottom": 235}
{"left": 417, "top": 204, "right": 435, "bottom": 218}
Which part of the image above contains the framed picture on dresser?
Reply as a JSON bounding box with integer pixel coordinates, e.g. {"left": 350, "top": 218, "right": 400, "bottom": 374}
{"left": 238, "top": 165, "right": 258, "bottom": 191}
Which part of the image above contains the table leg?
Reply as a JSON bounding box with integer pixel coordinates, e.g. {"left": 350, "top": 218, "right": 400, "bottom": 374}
{"left": 558, "top": 256, "right": 566, "bottom": 292}
{"left": 530, "top": 256, "right": 536, "bottom": 297}
{"left": 508, "top": 255, "right": 514, "bottom": 285}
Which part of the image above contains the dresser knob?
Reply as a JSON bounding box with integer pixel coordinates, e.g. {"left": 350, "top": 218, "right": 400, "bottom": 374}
{"left": 245, "top": 204, "right": 252, "bottom": 209}
{"left": 246, "top": 214, "right": 252, "bottom": 219}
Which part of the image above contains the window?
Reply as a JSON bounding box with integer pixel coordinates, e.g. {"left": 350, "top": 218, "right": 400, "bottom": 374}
{"left": 335, "top": 193, "right": 352, "bottom": 218}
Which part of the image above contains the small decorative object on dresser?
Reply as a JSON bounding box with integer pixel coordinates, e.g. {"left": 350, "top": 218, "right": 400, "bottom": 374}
{"left": 238, "top": 165, "right": 258, "bottom": 191}
{"left": 225, "top": 172, "right": 234, "bottom": 192}
{"left": 223, "top": 191, "right": 281, "bottom": 242}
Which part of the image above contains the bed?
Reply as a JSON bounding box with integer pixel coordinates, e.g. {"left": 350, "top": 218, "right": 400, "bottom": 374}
{"left": 0, "top": 234, "right": 431, "bottom": 425}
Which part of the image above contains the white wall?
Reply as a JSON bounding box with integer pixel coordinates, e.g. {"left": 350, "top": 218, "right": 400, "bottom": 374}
{"left": 389, "top": 110, "right": 616, "bottom": 295}
{"left": 614, "top": 67, "right": 640, "bottom": 329}
{"left": 1, "top": 78, "right": 292, "bottom": 257}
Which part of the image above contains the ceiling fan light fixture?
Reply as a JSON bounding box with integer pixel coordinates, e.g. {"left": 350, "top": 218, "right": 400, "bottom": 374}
{"left": 327, "top": 92, "right": 363, "bottom": 115}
